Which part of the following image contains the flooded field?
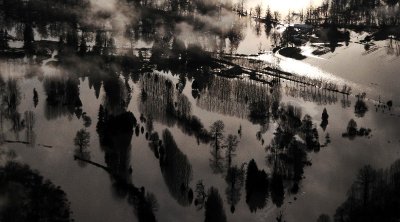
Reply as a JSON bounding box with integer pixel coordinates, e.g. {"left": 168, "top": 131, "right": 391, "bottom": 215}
{"left": 1, "top": 1, "right": 400, "bottom": 222}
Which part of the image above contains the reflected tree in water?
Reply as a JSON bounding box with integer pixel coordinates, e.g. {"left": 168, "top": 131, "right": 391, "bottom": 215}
{"left": 103, "top": 75, "right": 132, "bottom": 115}
{"left": 346, "top": 119, "right": 358, "bottom": 139}
{"left": 317, "top": 214, "right": 331, "bottom": 222}
{"left": 270, "top": 170, "right": 285, "bottom": 207}
{"left": 245, "top": 159, "right": 269, "bottom": 212}
{"left": 139, "top": 73, "right": 210, "bottom": 143}
{"left": 197, "top": 76, "right": 271, "bottom": 120}
{"left": 159, "top": 129, "right": 194, "bottom": 206}
{"left": 225, "top": 165, "right": 245, "bottom": 213}
{"left": 93, "top": 104, "right": 158, "bottom": 222}
{"left": 224, "top": 134, "right": 239, "bottom": 168}
{"left": 148, "top": 132, "right": 160, "bottom": 159}
{"left": 33, "top": 88, "right": 39, "bottom": 108}
{"left": 266, "top": 104, "right": 318, "bottom": 206}
{"left": 3, "top": 79, "right": 21, "bottom": 118}
{"left": 43, "top": 76, "right": 82, "bottom": 120}
{"left": 299, "top": 114, "right": 321, "bottom": 152}
{"left": 354, "top": 93, "right": 368, "bottom": 118}
{"left": 320, "top": 108, "right": 329, "bottom": 131}
{"left": 194, "top": 180, "right": 207, "bottom": 210}
{"left": 284, "top": 85, "right": 338, "bottom": 106}
{"left": 96, "top": 106, "right": 136, "bottom": 183}
{"left": 209, "top": 120, "right": 225, "bottom": 174}
{"left": 24, "top": 111, "right": 36, "bottom": 147}
{"left": 248, "top": 100, "right": 270, "bottom": 125}
{"left": 0, "top": 78, "right": 26, "bottom": 139}
{"left": 204, "top": 187, "right": 227, "bottom": 222}
{"left": 342, "top": 119, "right": 371, "bottom": 140}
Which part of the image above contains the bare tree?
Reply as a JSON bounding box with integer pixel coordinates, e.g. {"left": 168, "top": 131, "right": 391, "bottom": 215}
{"left": 255, "top": 4, "right": 262, "bottom": 19}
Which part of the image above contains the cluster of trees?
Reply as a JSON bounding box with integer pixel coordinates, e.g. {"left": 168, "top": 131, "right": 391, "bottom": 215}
{"left": 159, "top": 129, "right": 194, "bottom": 206}
{"left": 245, "top": 159, "right": 269, "bottom": 212}
{"left": 343, "top": 119, "right": 371, "bottom": 139}
{"left": 284, "top": 84, "right": 339, "bottom": 106}
{"left": 253, "top": 4, "right": 280, "bottom": 24}
{"left": 43, "top": 76, "right": 83, "bottom": 120}
{"left": 0, "top": 161, "right": 73, "bottom": 222}
{"left": 266, "top": 104, "right": 321, "bottom": 206}
{"left": 354, "top": 93, "right": 368, "bottom": 117}
{"left": 0, "top": 0, "right": 249, "bottom": 58}
{"left": 208, "top": 120, "right": 236, "bottom": 174}
{"left": 306, "top": 0, "right": 400, "bottom": 27}
{"left": 196, "top": 75, "right": 271, "bottom": 122}
{"left": 334, "top": 160, "right": 400, "bottom": 221}
{"left": 139, "top": 73, "right": 211, "bottom": 143}
{"left": 0, "top": 78, "right": 37, "bottom": 145}
{"left": 127, "top": 0, "right": 231, "bottom": 16}
{"left": 1, "top": 0, "right": 88, "bottom": 22}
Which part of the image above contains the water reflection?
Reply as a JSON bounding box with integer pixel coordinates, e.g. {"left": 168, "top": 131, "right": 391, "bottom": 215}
{"left": 0, "top": 78, "right": 33, "bottom": 143}
{"left": 245, "top": 159, "right": 269, "bottom": 212}
{"left": 266, "top": 104, "right": 319, "bottom": 203}
{"left": 204, "top": 187, "right": 227, "bottom": 222}
{"left": 43, "top": 76, "right": 82, "bottom": 120}
{"left": 209, "top": 120, "right": 226, "bottom": 174}
{"left": 197, "top": 76, "right": 270, "bottom": 120}
{"left": 225, "top": 165, "right": 245, "bottom": 213}
{"left": 92, "top": 106, "right": 158, "bottom": 222}
{"left": 0, "top": 0, "right": 399, "bottom": 221}
{"left": 139, "top": 73, "right": 210, "bottom": 143}
{"left": 73, "top": 128, "right": 91, "bottom": 168}
{"left": 159, "top": 129, "right": 193, "bottom": 206}
{"left": 96, "top": 107, "right": 135, "bottom": 181}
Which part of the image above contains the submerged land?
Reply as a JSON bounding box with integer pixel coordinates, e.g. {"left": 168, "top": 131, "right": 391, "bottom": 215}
{"left": 0, "top": 0, "right": 400, "bottom": 222}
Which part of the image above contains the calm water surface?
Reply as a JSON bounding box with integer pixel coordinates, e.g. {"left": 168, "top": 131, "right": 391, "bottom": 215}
{"left": 1, "top": 53, "right": 399, "bottom": 222}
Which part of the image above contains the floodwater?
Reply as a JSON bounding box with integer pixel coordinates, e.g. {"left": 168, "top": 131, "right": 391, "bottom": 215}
{"left": 236, "top": 20, "right": 400, "bottom": 105}
{"left": 1, "top": 49, "right": 399, "bottom": 222}
{"left": 1, "top": 3, "right": 400, "bottom": 221}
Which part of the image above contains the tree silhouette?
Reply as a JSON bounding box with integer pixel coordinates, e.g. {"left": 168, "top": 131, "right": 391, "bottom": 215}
{"left": 225, "top": 134, "right": 239, "bottom": 168}
{"left": 209, "top": 120, "right": 225, "bottom": 173}
{"left": 346, "top": 119, "right": 358, "bottom": 138}
{"left": 74, "top": 129, "right": 90, "bottom": 153}
{"left": 317, "top": 214, "right": 331, "bottom": 222}
{"left": 245, "top": 159, "right": 269, "bottom": 212}
{"left": 354, "top": 94, "right": 368, "bottom": 118}
{"left": 159, "top": 129, "right": 194, "bottom": 206}
{"left": 194, "top": 180, "right": 207, "bottom": 210}
{"left": 270, "top": 171, "right": 285, "bottom": 207}
{"left": 0, "top": 162, "right": 72, "bottom": 222}
{"left": 204, "top": 187, "right": 227, "bottom": 222}
{"left": 23, "top": 23, "right": 34, "bottom": 52}
{"left": 24, "top": 111, "right": 36, "bottom": 147}
{"left": 321, "top": 108, "right": 329, "bottom": 131}
{"left": 334, "top": 160, "right": 400, "bottom": 222}
{"left": 74, "top": 128, "right": 91, "bottom": 167}
{"left": 225, "top": 165, "right": 245, "bottom": 213}
{"left": 33, "top": 88, "right": 39, "bottom": 108}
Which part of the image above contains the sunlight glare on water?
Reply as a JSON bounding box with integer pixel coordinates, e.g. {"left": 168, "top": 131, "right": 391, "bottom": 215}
{"left": 255, "top": 51, "right": 365, "bottom": 93}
